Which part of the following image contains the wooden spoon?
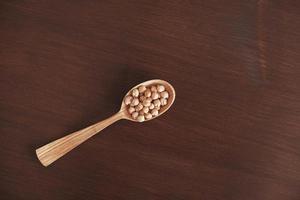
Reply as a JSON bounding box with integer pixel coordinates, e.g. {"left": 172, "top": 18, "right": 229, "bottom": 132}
{"left": 36, "top": 79, "right": 176, "bottom": 167}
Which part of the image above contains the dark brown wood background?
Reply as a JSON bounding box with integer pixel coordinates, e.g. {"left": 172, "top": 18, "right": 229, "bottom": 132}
{"left": 1, "top": 0, "right": 300, "bottom": 199}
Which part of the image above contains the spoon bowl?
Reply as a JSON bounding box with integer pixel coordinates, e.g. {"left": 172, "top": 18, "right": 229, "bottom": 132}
{"left": 121, "top": 79, "right": 176, "bottom": 121}
{"left": 36, "top": 79, "right": 175, "bottom": 166}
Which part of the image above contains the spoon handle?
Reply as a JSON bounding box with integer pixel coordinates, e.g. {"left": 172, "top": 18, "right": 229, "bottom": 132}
{"left": 36, "top": 112, "right": 124, "bottom": 167}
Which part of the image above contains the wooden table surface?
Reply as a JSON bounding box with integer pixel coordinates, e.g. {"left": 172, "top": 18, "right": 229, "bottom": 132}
{"left": 1, "top": 1, "right": 300, "bottom": 199}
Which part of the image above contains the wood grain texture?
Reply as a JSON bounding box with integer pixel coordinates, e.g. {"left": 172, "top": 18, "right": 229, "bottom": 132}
{"left": 1, "top": 0, "right": 300, "bottom": 199}
{"left": 36, "top": 111, "right": 124, "bottom": 167}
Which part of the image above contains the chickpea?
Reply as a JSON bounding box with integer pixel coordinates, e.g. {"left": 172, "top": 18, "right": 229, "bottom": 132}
{"left": 124, "top": 95, "right": 133, "bottom": 105}
{"left": 139, "top": 95, "right": 146, "bottom": 102}
{"left": 151, "top": 108, "right": 159, "bottom": 117}
{"left": 130, "top": 98, "right": 139, "bottom": 106}
{"left": 160, "top": 98, "right": 167, "bottom": 106}
{"left": 138, "top": 85, "right": 147, "bottom": 93}
{"left": 149, "top": 103, "right": 155, "bottom": 110}
{"left": 137, "top": 115, "right": 145, "bottom": 122}
{"left": 132, "top": 88, "right": 139, "bottom": 97}
{"left": 128, "top": 107, "right": 135, "bottom": 114}
{"left": 160, "top": 91, "right": 169, "bottom": 99}
{"left": 151, "top": 92, "right": 159, "bottom": 100}
{"left": 146, "top": 97, "right": 152, "bottom": 102}
{"left": 142, "top": 98, "right": 151, "bottom": 107}
{"left": 157, "top": 85, "right": 165, "bottom": 92}
{"left": 153, "top": 99, "right": 161, "bottom": 108}
{"left": 132, "top": 112, "right": 139, "bottom": 119}
{"left": 144, "top": 89, "right": 151, "bottom": 97}
{"left": 151, "top": 86, "right": 157, "bottom": 92}
{"left": 135, "top": 103, "right": 143, "bottom": 111}
{"left": 139, "top": 110, "right": 144, "bottom": 115}
{"left": 145, "top": 113, "right": 152, "bottom": 120}
{"left": 142, "top": 106, "right": 149, "bottom": 113}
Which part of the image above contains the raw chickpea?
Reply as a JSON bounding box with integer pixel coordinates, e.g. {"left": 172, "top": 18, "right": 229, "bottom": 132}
{"left": 151, "top": 92, "right": 159, "bottom": 100}
{"left": 139, "top": 95, "right": 146, "bottom": 102}
{"left": 132, "top": 88, "right": 139, "bottom": 97}
{"left": 155, "top": 106, "right": 161, "bottom": 111}
{"left": 142, "top": 98, "right": 151, "bottom": 107}
{"left": 137, "top": 115, "right": 145, "bottom": 122}
{"left": 151, "top": 86, "right": 157, "bottom": 92}
{"left": 149, "top": 103, "right": 155, "bottom": 110}
{"left": 143, "top": 101, "right": 151, "bottom": 107}
{"left": 145, "top": 113, "right": 152, "bottom": 120}
{"left": 157, "top": 85, "right": 165, "bottom": 92}
{"left": 160, "top": 91, "right": 169, "bottom": 99}
{"left": 144, "top": 89, "right": 151, "bottom": 97}
{"left": 151, "top": 108, "right": 159, "bottom": 116}
{"left": 132, "top": 112, "right": 139, "bottom": 119}
{"left": 124, "top": 95, "right": 133, "bottom": 105}
{"left": 142, "top": 106, "right": 149, "bottom": 114}
{"left": 135, "top": 103, "right": 143, "bottom": 111}
{"left": 128, "top": 107, "right": 135, "bottom": 114}
{"left": 153, "top": 99, "right": 161, "bottom": 108}
{"left": 138, "top": 85, "right": 146, "bottom": 93}
{"left": 160, "top": 98, "right": 167, "bottom": 106}
{"left": 130, "top": 98, "right": 139, "bottom": 106}
{"left": 139, "top": 110, "right": 144, "bottom": 115}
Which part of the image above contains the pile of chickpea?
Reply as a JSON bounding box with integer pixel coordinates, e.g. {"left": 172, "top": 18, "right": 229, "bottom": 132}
{"left": 124, "top": 84, "right": 169, "bottom": 122}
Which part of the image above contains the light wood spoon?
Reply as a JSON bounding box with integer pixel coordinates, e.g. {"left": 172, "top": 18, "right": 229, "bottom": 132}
{"left": 36, "top": 79, "right": 175, "bottom": 167}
